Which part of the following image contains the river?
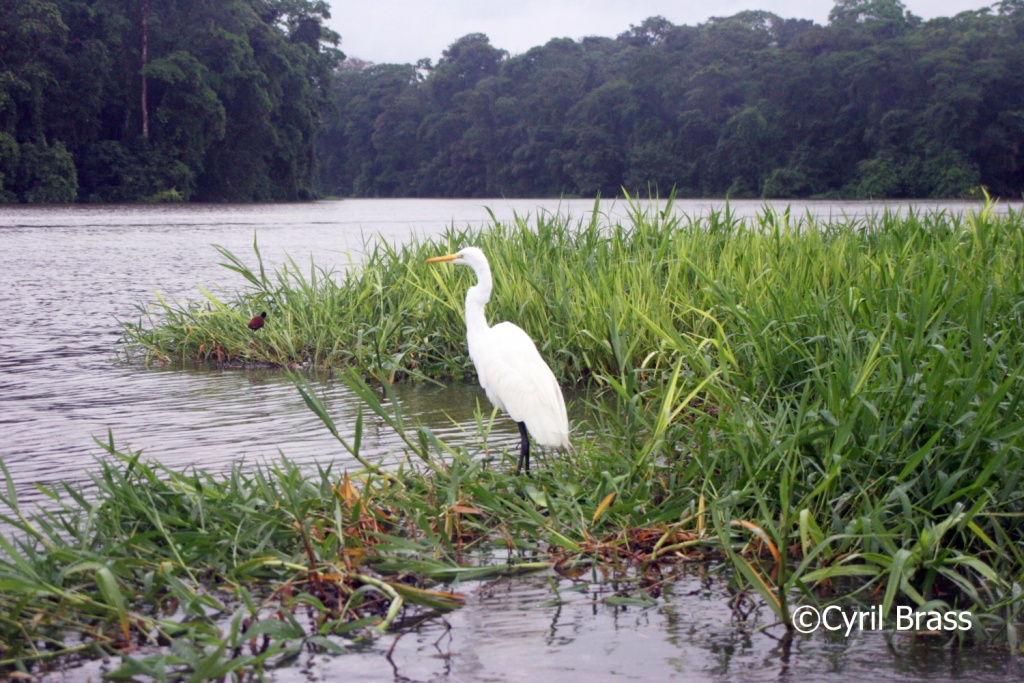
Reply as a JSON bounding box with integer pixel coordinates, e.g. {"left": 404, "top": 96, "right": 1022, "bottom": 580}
{"left": 1, "top": 198, "right": 1020, "bottom": 681}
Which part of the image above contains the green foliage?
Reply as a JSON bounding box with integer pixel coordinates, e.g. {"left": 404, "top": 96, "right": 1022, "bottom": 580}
{"left": 17, "top": 140, "right": 78, "bottom": 203}
{"left": 7, "top": 3, "right": 1020, "bottom": 202}
{"left": 762, "top": 167, "right": 812, "bottom": 198}
{"left": 127, "top": 201, "right": 1024, "bottom": 630}
{"left": 0, "top": 443, "right": 475, "bottom": 678}
{"left": 0, "top": 132, "right": 20, "bottom": 201}
{"left": 0, "top": 0, "right": 341, "bottom": 203}
{"left": 7, "top": 203, "right": 1024, "bottom": 675}
{"left": 320, "top": 7, "right": 1024, "bottom": 199}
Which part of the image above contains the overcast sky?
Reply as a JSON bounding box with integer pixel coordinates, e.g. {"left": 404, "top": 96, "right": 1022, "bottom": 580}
{"left": 326, "top": 1, "right": 998, "bottom": 65}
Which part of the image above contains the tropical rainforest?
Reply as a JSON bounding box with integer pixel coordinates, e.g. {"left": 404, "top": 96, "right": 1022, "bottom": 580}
{"left": 2, "top": 0, "right": 1023, "bottom": 203}
{"left": 0, "top": 0, "right": 342, "bottom": 202}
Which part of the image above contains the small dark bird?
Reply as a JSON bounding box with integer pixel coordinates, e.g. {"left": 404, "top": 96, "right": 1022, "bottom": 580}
{"left": 248, "top": 311, "right": 267, "bottom": 331}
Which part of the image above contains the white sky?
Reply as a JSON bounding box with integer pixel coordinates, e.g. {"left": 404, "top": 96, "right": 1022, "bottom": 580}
{"left": 326, "top": 1, "right": 998, "bottom": 65}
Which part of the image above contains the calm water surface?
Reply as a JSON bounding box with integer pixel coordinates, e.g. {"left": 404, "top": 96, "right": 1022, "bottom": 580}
{"left": 2, "top": 198, "right": 1020, "bottom": 682}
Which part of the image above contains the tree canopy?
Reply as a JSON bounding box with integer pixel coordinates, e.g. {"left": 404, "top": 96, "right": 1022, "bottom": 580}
{"left": 3, "top": 1, "right": 1022, "bottom": 202}
{"left": 319, "top": 1, "right": 1024, "bottom": 199}
{"left": 0, "top": 0, "right": 341, "bottom": 202}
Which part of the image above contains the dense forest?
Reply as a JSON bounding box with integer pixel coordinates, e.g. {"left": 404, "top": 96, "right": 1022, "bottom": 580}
{"left": 2, "top": 1, "right": 1023, "bottom": 203}
{"left": 0, "top": 0, "right": 341, "bottom": 202}
{"left": 320, "top": 0, "right": 1024, "bottom": 199}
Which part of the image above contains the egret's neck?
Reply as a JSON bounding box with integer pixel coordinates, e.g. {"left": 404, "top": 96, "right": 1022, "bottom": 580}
{"left": 464, "top": 261, "right": 493, "bottom": 340}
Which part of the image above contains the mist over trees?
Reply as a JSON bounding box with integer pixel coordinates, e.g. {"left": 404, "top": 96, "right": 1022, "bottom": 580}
{"left": 0, "top": 0, "right": 342, "bottom": 203}
{"left": 2, "top": 1, "right": 1022, "bottom": 203}
{"left": 319, "top": 1, "right": 1024, "bottom": 199}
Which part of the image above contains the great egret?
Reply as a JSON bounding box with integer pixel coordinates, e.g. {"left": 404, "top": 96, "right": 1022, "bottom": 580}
{"left": 248, "top": 311, "right": 266, "bottom": 331}
{"left": 426, "top": 247, "right": 570, "bottom": 474}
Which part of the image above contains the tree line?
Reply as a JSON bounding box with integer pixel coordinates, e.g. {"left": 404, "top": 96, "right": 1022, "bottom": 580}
{"left": 1, "top": 0, "right": 341, "bottom": 203}
{"left": 319, "top": 0, "right": 1024, "bottom": 199}
{"left": 2, "top": 1, "right": 1023, "bottom": 203}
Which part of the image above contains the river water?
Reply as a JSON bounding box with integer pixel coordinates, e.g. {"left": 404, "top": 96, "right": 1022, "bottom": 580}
{"left": 1, "top": 198, "right": 1020, "bottom": 681}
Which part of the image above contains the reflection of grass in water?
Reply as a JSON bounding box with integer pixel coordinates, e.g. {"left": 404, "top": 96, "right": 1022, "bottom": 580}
{"left": 5, "top": 196, "right": 1024, "bottom": 677}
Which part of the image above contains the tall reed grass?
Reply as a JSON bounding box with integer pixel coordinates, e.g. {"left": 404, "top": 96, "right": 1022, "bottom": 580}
{"left": 3, "top": 198, "right": 1022, "bottom": 677}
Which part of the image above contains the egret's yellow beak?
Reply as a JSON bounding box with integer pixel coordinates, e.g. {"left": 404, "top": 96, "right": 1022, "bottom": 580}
{"left": 426, "top": 253, "right": 459, "bottom": 263}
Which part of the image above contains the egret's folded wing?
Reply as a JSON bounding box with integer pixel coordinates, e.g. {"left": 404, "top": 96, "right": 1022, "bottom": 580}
{"left": 472, "top": 322, "right": 570, "bottom": 448}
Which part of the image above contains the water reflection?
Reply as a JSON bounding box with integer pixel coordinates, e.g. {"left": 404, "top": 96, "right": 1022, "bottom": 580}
{"left": 33, "top": 565, "right": 1020, "bottom": 682}
{"left": 267, "top": 569, "right": 1016, "bottom": 683}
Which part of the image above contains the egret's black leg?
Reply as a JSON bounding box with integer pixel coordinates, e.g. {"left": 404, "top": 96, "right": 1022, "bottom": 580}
{"left": 516, "top": 421, "right": 530, "bottom": 475}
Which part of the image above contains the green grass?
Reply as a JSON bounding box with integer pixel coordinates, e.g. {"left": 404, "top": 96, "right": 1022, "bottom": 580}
{"left": 4, "top": 196, "right": 1024, "bottom": 677}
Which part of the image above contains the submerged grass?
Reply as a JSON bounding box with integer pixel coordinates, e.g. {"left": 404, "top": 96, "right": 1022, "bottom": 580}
{"left": 4, "top": 196, "right": 1024, "bottom": 677}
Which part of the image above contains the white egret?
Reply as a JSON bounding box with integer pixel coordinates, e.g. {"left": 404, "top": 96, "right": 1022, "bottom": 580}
{"left": 426, "top": 247, "right": 570, "bottom": 473}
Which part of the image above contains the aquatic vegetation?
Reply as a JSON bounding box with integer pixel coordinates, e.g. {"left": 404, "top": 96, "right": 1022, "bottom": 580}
{"left": 0, "top": 412, "right": 704, "bottom": 679}
{"left": 5, "top": 197, "right": 1024, "bottom": 677}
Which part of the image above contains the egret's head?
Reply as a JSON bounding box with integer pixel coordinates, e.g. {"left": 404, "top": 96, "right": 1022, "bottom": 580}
{"left": 427, "top": 246, "right": 493, "bottom": 304}
{"left": 426, "top": 246, "right": 487, "bottom": 270}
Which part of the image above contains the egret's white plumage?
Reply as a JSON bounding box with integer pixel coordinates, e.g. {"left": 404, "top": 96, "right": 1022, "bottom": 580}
{"left": 426, "top": 246, "right": 569, "bottom": 472}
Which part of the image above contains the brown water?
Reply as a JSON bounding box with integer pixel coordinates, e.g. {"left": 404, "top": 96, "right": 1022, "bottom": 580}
{"left": 2, "top": 198, "right": 1020, "bottom": 682}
